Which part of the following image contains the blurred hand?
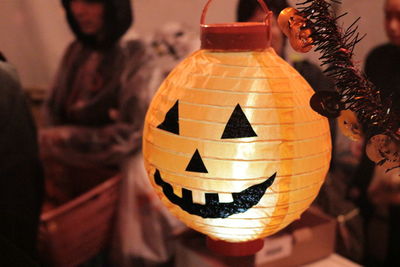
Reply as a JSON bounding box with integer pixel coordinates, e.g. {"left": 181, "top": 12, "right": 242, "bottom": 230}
{"left": 109, "top": 108, "right": 120, "bottom": 121}
{"left": 368, "top": 165, "right": 400, "bottom": 205}
{"left": 39, "top": 127, "right": 72, "bottom": 148}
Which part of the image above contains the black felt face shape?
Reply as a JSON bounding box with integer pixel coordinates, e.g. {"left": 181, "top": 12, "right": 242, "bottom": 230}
{"left": 155, "top": 100, "right": 276, "bottom": 219}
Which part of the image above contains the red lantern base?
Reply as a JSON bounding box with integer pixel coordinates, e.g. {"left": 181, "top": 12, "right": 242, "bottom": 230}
{"left": 206, "top": 237, "right": 264, "bottom": 257}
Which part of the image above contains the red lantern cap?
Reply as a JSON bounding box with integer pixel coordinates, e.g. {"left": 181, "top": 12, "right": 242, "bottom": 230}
{"left": 206, "top": 237, "right": 264, "bottom": 256}
{"left": 200, "top": 0, "right": 272, "bottom": 51}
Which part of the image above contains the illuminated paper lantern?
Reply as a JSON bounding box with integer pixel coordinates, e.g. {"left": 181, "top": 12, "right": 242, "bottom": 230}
{"left": 143, "top": 0, "right": 331, "bottom": 246}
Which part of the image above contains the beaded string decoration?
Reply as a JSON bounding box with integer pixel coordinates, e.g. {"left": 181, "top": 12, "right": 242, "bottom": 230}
{"left": 279, "top": 0, "right": 400, "bottom": 171}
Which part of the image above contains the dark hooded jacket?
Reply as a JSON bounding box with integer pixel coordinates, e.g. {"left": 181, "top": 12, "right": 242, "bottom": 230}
{"left": 0, "top": 59, "right": 43, "bottom": 266}
{"left": 43, "top": 0, "right": 156, "bottom": 174}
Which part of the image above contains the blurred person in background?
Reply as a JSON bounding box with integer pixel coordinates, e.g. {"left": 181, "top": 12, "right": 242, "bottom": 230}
{"left": 40, "top": 0, "right": 153, "bottom": 202}
{"left": 0, "top": 54, "right": 44, "bottom": 266}
{"left": 40, "top": 0, "right": 183, "bottom": 266}
{"left": 149, "top": 21, "right": 200, "bottom": 79}
{"left": 237, "top": 0, "right": 335, "bottom": 94}
{"left": 237, "top": 0, "right": 365, "bottom": 263}
{"left": 352, "top": 0, "right": 400, "bottom": 265}
{"left": 237, "top": 0, "right": 338, "bottom": 167}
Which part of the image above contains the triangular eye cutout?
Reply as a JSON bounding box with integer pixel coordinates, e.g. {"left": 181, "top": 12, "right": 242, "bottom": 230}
{"left": 157, "top": 100, "right": 179, "bottom": 135}
{"left": 221, "top": 104, "right": 257, "bottom": 139}
{"left": 185, "top": 149, "right": 208, "bottom": 173}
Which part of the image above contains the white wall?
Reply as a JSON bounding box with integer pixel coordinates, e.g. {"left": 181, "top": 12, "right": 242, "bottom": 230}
{"left": 0, "top": 0, "right": 388, "bottom": 90}
{"left": 133, "top": 0, "right": 237, "bottom": 36}
{"left": 285, "top": 0, "right": 387, "bottom": 69}
{"left": 0, "top": 0, "right": 71, "bottom": 89}
{"left": 336, "top": 0, "right": 387, "bottom": 65}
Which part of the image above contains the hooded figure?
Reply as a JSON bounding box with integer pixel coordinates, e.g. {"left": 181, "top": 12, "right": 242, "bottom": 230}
{"left": 41, "top": 0, "right": 156, "bottom": 198}
{"left": 61, "top": 0, "right": 133, "bottom": 49}
{"left": 41, "top": 0, "right": 183, "bottom": 265}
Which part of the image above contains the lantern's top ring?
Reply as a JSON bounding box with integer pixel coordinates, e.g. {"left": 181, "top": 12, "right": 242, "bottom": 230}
{"left": 200, "top": 0, "right": 272, "bottom": 51}
{"left": 200, "top": 22, "right": 272, "bottom": 51}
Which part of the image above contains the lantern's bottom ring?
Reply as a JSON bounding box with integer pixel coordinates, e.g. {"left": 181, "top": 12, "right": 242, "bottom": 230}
{"left": 154, "top": 169, "right": 276, "bottom": 219}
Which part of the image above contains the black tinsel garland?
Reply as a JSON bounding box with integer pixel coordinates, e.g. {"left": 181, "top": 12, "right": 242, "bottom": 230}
{"left": 297, "top": 0, "right": 399, "bottom": 139}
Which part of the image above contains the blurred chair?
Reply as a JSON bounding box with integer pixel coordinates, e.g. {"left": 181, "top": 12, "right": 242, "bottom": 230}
{"left": 38, "top": 175, "right": 121, "bottom": 267}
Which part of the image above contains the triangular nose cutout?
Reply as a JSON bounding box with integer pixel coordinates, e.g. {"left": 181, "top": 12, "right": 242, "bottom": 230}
{"left": 157, "top": 100, "right": 179, "bottom": 135}
{"left": 221, "top": 104, "right": 257, "bottom": 139}
{"left": 185, "top": 149, "right": 208, "bottom": 173}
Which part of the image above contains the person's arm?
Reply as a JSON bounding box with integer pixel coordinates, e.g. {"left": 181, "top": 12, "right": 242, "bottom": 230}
{"left": 41, "top": 41, "right": 157, "bottom": 168}
{"left": 42, "top": 41, "right": 80, "bottom": 126}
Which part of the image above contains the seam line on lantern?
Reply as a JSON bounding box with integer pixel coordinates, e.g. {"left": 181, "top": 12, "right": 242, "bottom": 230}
{"left": 148, "top": 163, "right": 328, "bottom": 182}
{"left": 202, "top": 50, "right": 274, "bottom": 56}
{"left": 185, "top": 197, "right": 316, "bottom": 224}
{"left": 160, "top": 178, "right": 324, "bottom": 197}
{"left": 151, "top": 106, "right": 322, "bottom": 126}
{"left": 197, "top": 53, "right": 289, "bottom": 66}
{"left": 184, "top": 68, "right": 303, "bottom": 80}
{"left": 154, "top": 102, "right": 323, "bottom": 127}
{"left": 148, "top": 163, "right": 328, "bottom": 192}
{"left": 201, "top": 51, "right": 281, "bottom": 61}
{"left": 183, "top": 85, "right": 310, "bottom": 95}
{"left": 188, "top": 203, "right": 315, "bottom": 227}
{"left": 169, "top": 97, "right": 311, "bottom": 109}
{"left": 158, "top": 90, "right": 311, "bottom": 108}
{"left": 146, "top": 138, "right": 331, "bottom": 162}
{"left": 159, "top": 98, "right": 307, "bottom": 109}
{"left": 147, "top": 162, "right": 328, "bottom": 182}
{"left": 152, "top": 171, "right": 324, "bottom": 194}
{"left": 167, "top": 80, "right": 310, "bottom": 95}
{"left": 186, "top": 71, "right": 305, "bottom": 81}
{"left": 147, "top": 127, "right": 329, "bottom": 146}
{"left": 183, "top": 62, "right": 287, "bottom": 71}
{"left": 178, "top": 117, "right": 325, "bottom": 127}
{"left": 187, "top": 216, "right": 306, "bottom": 232}
{"left": 178, "top": 100, "right": 312, "bottom": 110}
{"left": 182, "top": 59, "right": 291, "bottom": 69}
{"left": 147, "top": 126, "right": 330, "bottom": 143}
{"left": 208, "top": 195, "right": 316, "bottom": 214}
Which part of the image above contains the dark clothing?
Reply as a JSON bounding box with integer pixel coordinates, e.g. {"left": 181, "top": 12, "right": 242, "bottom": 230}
{"left": 0, "top": 61, "right": 44, "bottom": 265}
{"left": 44, "top": 40, "right": 154, "bottom": 169}
{"left": 365, "top": 43, "right": 400, "bottom": 106}
{"left": 43, "top": 0, "right": 153, "bottom": 171}
{"left": 237, "top": 0, "right": 288, "bottom": 22}
{"left": 295, "top": 60, "right": 365, "bottom": 262}
{"left": 366, "top": 44, "right": 400, "bottom": 266}
{"left": 294, "top": 59, "right": 336, "bottom": 93}
{"left": 355, "top": 43, "right": 400, "bottom": 266}
{"left": 48, "top": 41, "right": 124, "bottom": 127}
{"left": 42, "top": 0, "right": 155, "bottom": 202}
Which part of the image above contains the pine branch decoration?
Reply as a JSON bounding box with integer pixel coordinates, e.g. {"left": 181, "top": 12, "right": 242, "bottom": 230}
{"left": 297, "top": 0, "right": 398, "bottom": 138}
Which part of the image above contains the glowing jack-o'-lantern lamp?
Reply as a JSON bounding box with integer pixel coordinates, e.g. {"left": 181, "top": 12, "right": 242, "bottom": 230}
{"left": 143, "top": 0, "right": 331, "bottom": 255}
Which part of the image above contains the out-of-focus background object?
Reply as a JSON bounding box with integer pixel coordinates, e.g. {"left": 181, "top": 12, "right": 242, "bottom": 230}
{"left": 0, "top": 0, "right": 386, "bottom": 90}
{"left": 38, "top": 175, "right": 121, "bottom": 267}
{"left": 175, "top": 207, "right": 360, "bottom": 267}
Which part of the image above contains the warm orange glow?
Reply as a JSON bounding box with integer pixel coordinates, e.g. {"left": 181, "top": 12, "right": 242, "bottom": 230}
{"left": 143, "top": 48, "right": 331, "bottom": 242}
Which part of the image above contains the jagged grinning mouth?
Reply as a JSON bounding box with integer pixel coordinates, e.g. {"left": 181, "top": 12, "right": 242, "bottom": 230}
{"left": 154, "top": 170, "right": 276, "bottom": 218}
